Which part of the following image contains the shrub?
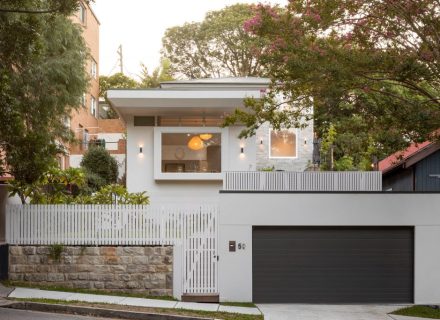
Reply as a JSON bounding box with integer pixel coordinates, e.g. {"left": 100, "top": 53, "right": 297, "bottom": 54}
{"left": 80, "top": 146, "right": 118, "bottom": 191}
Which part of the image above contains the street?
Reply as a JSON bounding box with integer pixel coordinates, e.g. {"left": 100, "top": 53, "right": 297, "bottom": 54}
{"left": 0, "top": 308, "right": 110, "bottom": 320}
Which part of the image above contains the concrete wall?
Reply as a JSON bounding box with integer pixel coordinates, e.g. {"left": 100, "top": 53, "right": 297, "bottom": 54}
{"left": 9, "top": 245, "right": 173, "bottom": 296}
{"left": 218, "top": 192, "right": 440, "bottom": 304}
{"left": 255, "top": 121, "right": 313, "bottom": 171}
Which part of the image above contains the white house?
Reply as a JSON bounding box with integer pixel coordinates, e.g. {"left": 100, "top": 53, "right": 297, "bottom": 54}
{"left": 105, "top": 77, "right": 440, "bottom": 305}
{"left": 107, "top": 77, "right": 314, "bottom": 202}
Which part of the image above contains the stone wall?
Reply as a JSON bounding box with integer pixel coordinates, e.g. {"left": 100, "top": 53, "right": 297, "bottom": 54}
{"left": 9, "top": 245, "right": 173, "bottom": 296}
{"left": 256, "top": 122, "right": 314, "bottom": 171}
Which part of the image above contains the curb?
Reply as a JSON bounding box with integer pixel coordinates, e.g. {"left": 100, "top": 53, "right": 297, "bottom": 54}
{"left": 1, "top": 301, "right": 213, "bottom": 320}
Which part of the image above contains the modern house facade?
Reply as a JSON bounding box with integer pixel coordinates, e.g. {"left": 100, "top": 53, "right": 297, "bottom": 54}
{"left": 106, "top": 77, "right": 440, "bottom": 305}
{"left": 108, "top": 77, "right": 314, "bottom": 201}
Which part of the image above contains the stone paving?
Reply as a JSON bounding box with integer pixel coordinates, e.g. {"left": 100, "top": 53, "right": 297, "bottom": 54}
{"left": 8, "top": 287, "right": 262, "bottom": 315}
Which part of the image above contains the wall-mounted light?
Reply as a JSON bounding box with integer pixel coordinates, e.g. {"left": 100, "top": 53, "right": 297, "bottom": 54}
{"left": 260, "top": 138, "right": 263, "bottom": 145}
{"left": 240, "top": 147, "right": 244, "bottom": 154}
{"left": 138, "top": 144, "right": 144, "bottom": 157}
{"left": 304, "top": 137, "right": 307, "bottom": 145}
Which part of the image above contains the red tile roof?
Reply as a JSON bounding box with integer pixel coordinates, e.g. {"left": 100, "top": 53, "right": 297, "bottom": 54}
{"left": 378, "top": 141, "right": 433, "bottom": 173}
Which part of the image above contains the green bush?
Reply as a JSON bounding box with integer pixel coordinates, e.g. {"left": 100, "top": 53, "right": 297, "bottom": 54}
{"left": 80, "top": 146, "right": 118, "bottom": 191}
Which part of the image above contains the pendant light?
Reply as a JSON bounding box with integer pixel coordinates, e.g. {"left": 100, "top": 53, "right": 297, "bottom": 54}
{"left": 199, "top": 133, "right": 212, "bottom": 140}
{"left": 188, "top": 135, "right": 204, "bottom": 150}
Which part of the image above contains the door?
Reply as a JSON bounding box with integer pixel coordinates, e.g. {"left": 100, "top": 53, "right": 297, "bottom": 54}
{"left": 253, "top": 226, "right": 413, "bottom": 303}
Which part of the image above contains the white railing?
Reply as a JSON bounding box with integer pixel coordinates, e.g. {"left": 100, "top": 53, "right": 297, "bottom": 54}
{"left": 223, "top": 171, "right": 382, "bottom": 191}
{"left": 6, "top": 204, "right": 218, "bottom": 246}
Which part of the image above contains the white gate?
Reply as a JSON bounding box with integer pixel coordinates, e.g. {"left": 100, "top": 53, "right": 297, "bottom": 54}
{"left": 181, "top": 208, "right": 218, "bottom": 295}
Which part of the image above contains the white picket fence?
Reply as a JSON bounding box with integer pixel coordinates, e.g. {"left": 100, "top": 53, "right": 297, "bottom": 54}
{"left": 223, "top": 171, "right": 382, "bottom": 191}
{"left": 6, "top": 204, "right": 219, "bottom": 295}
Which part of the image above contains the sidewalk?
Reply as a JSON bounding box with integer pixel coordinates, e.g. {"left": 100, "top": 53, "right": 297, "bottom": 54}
{"left": 7, "top": 287, "right": 261, "bottom": 316}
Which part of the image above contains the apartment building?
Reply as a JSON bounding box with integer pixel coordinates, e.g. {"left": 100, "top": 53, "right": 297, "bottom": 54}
{"left": 63, "top": 2, "right": 126, "bottom": 179}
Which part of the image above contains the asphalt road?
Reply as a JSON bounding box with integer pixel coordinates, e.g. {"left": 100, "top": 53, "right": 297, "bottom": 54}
{"left": 0, "top": 308, "right": 111, "bottom": 320}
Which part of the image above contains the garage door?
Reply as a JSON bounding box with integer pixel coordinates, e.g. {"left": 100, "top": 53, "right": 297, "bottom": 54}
{"left": 253, "top": 227, "right": 413, "bottom": 303}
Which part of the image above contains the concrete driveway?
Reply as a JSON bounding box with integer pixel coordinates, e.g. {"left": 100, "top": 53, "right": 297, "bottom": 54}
{"left": 257, "top": 304, "right": 408, "bottom": 320}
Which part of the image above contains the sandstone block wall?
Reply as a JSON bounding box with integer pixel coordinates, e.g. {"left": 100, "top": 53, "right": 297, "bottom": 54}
{"left": 9, "top": 245, "right": 173, "bottom": 296}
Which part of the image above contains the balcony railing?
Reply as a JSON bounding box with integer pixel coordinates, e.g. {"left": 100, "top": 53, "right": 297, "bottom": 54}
{"left": 223, "top": 171, "right": 382, "bottom": 192}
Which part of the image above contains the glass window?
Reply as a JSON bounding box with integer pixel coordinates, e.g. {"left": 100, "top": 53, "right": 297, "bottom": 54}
{"left": 90, "top": 96, "right": 96, "bottom": 117}
{"left": 78, "top": 3, "right": 86, "bottom": 24}
{"left": 161, "top": 132, "right": 221, "bottom": 173}
{"left": 83, "top": 129, "right": 89, "bottom": 150}
{"left": 81, "top": 92, "right": 86, "bottom": 106}
{"left": 91, "top": 59, "right": 97, "bottom": 79}
{"left": 270, "top": 129, "right": 297, "bottom": 158}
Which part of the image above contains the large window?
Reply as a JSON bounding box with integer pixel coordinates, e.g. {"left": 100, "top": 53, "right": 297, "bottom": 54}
{"left": 269, "top": 129, "right": 297, "bottom": 158}
{"left": 154, "top": 128, "right": 224, "bottom": 180}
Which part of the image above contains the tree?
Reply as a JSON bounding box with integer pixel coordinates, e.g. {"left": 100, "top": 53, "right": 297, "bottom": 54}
{"left": 139, "top": 58, "right": 174, "bottom": 88}
{"left": 161, "top": 4, "right": 269, "bottom": 79}
{"left": 99, "top": 72, "right": 140, "bottom": 97}
{"left": 0, "top": 0, "right": 89, "bottom": 183}
{"left": 225, "top": 1, "right": 440, "bottom": 169}
{"left": 80, "top": 146, "right": 118, "bottom": 192}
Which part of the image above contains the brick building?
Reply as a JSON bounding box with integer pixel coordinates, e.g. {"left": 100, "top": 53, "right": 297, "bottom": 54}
{"left": 63, "top": 2, "right": 126, "bottom": 179}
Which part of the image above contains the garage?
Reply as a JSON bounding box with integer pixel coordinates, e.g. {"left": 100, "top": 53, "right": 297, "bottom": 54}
{"left": 253, "top": 226, "right": 414, "bottom": 303}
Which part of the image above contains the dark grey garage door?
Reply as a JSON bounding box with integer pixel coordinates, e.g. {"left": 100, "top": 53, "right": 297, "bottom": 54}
{"left": 253, "top": 227, "right": 414, "bottom": 303}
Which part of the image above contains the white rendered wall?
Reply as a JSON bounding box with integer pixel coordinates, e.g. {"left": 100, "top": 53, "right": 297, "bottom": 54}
{"left": 125, "top": 116, "right": 256, "bottom": 203}
{"left": 218, "top": 192, "right": 440, "bottom": 303}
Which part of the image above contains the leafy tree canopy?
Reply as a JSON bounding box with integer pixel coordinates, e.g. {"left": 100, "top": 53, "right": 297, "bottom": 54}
{"left": 161, "top": 4, "right": 269, "bottom": 79}
{"left": 225, "top": 0, "right": 440, "bottom": 169}
{"left": 0, "top": 0, "right": 89, "bottom": 182}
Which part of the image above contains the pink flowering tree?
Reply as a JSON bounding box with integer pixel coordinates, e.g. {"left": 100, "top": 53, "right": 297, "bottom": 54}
{"left": 224, "top": 0, "right": 440, "bottom": 169}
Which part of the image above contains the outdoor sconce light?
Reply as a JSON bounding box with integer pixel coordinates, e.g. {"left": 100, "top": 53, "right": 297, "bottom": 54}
{"left": 138, "top": 145, "right": 144, "bottom": 157}
{"left": 304, "top": 137, "right": 307, "bottom": 145}
{"left": 240, "top": 147, "right": 244, "bottom": 154}
{"left": 260, "top": 138, "right": 263, "bottom": 145}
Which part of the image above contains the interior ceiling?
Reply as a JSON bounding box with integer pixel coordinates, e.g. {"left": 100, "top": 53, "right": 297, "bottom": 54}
{"left": 162, "top": 133, "right": 221, "bottom": 145}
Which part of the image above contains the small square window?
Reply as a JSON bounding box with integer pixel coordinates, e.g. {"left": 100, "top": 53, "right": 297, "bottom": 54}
{"left": 269, "top": 129, "right": 297, "bottom": 158}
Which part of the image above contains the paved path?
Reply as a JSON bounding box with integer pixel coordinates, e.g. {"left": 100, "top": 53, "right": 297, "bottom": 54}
{"left": 257, "top": 304, "right": 410, "bottom": 320}
{"left": 0, "top": 308, "right": 107, "bottom": 320}
{"left": 8, "top": 287, "right": 261, "bottom": 315}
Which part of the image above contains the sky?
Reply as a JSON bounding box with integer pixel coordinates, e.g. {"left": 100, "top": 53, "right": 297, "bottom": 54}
{"left": 91, "top": 0, "right": 287, "bottom": 79}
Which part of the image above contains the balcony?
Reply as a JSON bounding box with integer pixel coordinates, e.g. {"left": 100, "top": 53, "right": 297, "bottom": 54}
{"left": 223, "top": 171, "right": 382, "bottom": 192}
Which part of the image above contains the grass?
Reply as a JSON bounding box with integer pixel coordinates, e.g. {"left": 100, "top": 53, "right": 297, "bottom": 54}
{"left": 220, "top": 302, "right": 257, "bottom": 308}
{"left": 10, "top": 298, "right": 264, "bottom": 320}
{"left": 392, "top": 306, "right": 440, "bottom": 319}
{"left": 1, "top": 280, "right": 177, "bottom": 301}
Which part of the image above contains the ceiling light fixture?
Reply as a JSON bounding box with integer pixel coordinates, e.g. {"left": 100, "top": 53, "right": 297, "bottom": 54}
{"left": 199, "top": 133, "right": 212, "bottom": 140}
{"left": 188, "top": 135, "right": 204, "bottom": 150}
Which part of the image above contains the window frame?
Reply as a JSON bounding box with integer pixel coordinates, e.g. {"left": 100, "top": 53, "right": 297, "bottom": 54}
{"left": 90, "top": 96, "right": 97, "bottom": 117}
{"left": 153, "top": 127, "right": 228, "bottom": 180}
{"left": 78, "top": 3, "right": 87, "bottom": 25}
{"left": 268, "top": 128, "right": 299, "bottom": 159}
{"left": 91, "top": 59, "right": 97, "bottom": 79}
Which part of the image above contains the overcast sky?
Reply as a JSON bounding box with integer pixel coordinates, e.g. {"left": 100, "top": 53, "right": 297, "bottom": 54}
{"left": 91, "top": 0, "right": 287, "bottom": 79}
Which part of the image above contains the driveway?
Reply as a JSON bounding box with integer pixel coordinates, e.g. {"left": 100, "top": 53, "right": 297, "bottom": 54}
{"left": 257, "top": 304, "right": 408, "bottom": 320}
